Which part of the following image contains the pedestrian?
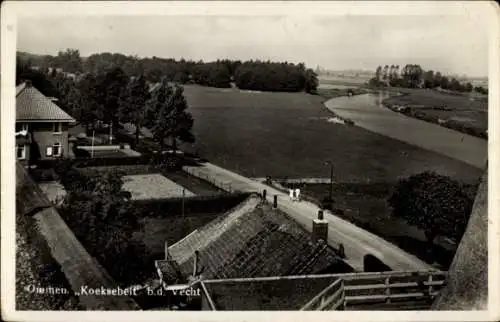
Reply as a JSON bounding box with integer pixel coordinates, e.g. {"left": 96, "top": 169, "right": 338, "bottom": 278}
{"left": 295, "top": 188, "right": 301, "bottom": 201}
{"left": 289, "top": 189, "right": 294, "bottom": 201}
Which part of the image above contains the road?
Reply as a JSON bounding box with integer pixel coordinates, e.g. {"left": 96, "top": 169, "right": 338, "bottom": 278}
{"left": 324, "top": 93, "right": 487, "bottom": 169}
{"left": 183, "top": 163, "right": 433, "bottom": 272}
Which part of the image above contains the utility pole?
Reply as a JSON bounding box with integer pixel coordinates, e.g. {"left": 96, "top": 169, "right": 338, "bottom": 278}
{"left": 91, "top": 130, "right": 95, "bottom": 158}
{"left": 109, "top": 121, "right": 113, "bottom": 145}
{"left": 326, "top": 161, "right": 334, "bottom": 202}
{"left": 181, "top": 188, "right": 185, "bottom": 218}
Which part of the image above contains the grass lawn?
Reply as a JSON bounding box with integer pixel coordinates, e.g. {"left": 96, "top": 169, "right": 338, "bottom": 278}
{"left": 180, "top": 84, "right": 482, "bottom": 184}
{"left": 122, "top": 174, "right": 195, "bottom": 200}
{"left": 132, "top": 214, "right": 221, "bottom": 257}
{"left": 382, "top": 88, "right": 487, "bottom": 134}
{"left": 284, "top": 181, "right": 464, "bottom": 269}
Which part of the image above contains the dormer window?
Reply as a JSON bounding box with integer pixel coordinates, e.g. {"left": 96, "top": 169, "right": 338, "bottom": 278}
{"left": 53, "top": 122, "right": 62, "bottom": 133}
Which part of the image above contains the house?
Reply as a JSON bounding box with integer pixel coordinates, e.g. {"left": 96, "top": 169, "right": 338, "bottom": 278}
{"left": 16, "top": 81, "right": 76, "bottom": 165}
{"left": 156, "top": 195, "right": 351, "bottom": 289}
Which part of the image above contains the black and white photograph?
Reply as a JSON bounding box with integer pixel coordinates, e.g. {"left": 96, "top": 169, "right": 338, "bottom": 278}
{"left": 1, "top": 1, "right": 498, "bottom": 320}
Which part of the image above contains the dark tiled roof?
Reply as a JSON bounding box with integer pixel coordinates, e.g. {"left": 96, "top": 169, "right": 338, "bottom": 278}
{"left": 166, "top": 196, "right": 341, "bottom": 280}
{"left": 155, "top": 259, "right": 186, "bottom": 285}
{"left": 16, "top": 83, "right": 75, "bottom": 122}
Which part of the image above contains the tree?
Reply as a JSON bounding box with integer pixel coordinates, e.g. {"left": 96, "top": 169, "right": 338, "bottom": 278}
{"left": 440, "top": 76, "right": 450, "bottom": 89}
{"left": 423, "top": 70, "right": 435, "bottom": 88}
{"left": 16, "top": 57, "right": 60, "bottom": 97}
{"left": 375, "top": 66, "right": 382, "bottom": 82}
{"left": 52, "top": 49, "right": 83, "bottom": 73}
{"left": 58, "top": 166, "right": 147, "bottom": 284}
{"left": 148, "top": 82, "right": 195, "bottom": 151}
{"left": 304, "top": 68, "right": 319, "bottom": 94}
{"left": 388, "top": 171, "right": 475, "bottom": 251}
{"left": 94, "top": 67, "right": 129, "bottom": 133}
{"left": 76, "top": 73, "right": 102, "bottom": 132}
{"left": 119, "top": 75, "right": 151, "bottom": 145}
{"left": 433, "top": 72, "right": 443, "bottom": 88}
{"left": 383, "top": 65, "right": 389, "bottom": 80}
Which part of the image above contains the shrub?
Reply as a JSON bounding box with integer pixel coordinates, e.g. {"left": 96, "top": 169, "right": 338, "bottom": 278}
{"left": 388, "top": 171, "right": 475, "bottom": 247}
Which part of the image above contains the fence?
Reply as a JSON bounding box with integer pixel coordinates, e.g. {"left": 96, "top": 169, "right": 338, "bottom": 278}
{"left": 300, "top": 278, "right": 344, "bottom": 310}
{"left": 299, "top": 270, "right": 447, "bottom": 310}
{"left": 183, "top": 166, "right": 241, "bottom": 194}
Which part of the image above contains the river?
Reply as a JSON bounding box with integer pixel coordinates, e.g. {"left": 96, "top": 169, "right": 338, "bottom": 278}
{"left": 324, "top": 92, "right": 487, "bottom": 169}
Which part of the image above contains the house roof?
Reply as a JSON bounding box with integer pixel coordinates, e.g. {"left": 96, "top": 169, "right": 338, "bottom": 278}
{"left": 163, "top": 195, "right": 345, "bottom": 281}
{"left": 16, "top": 82, "right": 76, "bottom": 122}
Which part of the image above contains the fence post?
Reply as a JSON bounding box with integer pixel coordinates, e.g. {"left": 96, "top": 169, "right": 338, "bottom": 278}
{"left": 262, "top": 189, "right": 267, "bottom": 201}
{"left": 428, "top": 273, "right": 433, "bottom": 299}
{"left": 341, "top": 280, "right": 347, "bottom": 310}
{"left": 338, "top": 243, "right": 345, "bottom": 258}
{"left": 273, "top": 195, "right": 278, "bottom": 208}
{"left": 385, "top": 276, "right": 391, "bottom": 304}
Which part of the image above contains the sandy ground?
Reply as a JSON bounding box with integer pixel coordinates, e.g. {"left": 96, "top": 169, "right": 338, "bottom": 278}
{"left": 122, "top": 174, "right": 195, "bottom": 200}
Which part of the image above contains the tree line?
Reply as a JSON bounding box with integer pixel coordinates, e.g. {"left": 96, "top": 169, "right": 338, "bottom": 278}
{"left": 369, "top": 64, "right": 488, "bottom": 94}
{"left": 17, "top": 56, "right": 195, "bottom": 150}
{"left": 18, "top": 49, "right": 319, "bottom": 93}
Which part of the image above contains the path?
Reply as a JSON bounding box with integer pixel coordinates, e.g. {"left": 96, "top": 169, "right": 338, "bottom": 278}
{"left": 324, "top": 93, "right": 487, "bottom": 169}
{"left": 183, "top": 163, "right": 433, "bottom": 272}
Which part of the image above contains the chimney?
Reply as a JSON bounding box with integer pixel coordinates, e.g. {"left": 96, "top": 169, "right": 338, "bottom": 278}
{"left": 312, "top": 210, "right": 328, "bottom": 244}
{"left": 193, "top": 250, "right": 200, "bottom": 277}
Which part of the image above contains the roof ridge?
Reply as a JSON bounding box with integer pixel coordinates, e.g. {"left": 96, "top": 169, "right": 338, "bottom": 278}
{"left": 16, "top": 82, "right": 27, "bottom": 97}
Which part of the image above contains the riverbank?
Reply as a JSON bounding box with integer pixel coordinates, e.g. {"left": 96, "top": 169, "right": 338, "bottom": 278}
{"left": 379, "top": 88, "right": 487, "bottom": 139}
{"left": 323, "top": 93, "right": 487, "bottom": 169}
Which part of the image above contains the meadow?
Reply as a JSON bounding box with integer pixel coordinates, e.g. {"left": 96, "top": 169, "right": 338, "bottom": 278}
{"left": 180, "top": 85, "right": 482, "bottom": 184}
{"left": 382, "top": 88, "right": 487, "bottom": 137}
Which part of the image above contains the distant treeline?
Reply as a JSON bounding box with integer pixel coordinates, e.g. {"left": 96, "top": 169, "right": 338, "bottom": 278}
{"left": 369, "top": 64, "right": 488, "bottom": 95}
{"left": 17, "top": 49, "right": 319, "bottom": 93}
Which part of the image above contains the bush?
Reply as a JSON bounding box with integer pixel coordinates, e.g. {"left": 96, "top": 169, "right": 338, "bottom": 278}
{"left": 388, "top": 171, "right": 475, "bottom": 246}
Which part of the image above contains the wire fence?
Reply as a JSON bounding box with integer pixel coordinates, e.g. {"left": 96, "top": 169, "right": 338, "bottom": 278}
{"left": 183, "top": 166, "right": 237, "bottom": 194}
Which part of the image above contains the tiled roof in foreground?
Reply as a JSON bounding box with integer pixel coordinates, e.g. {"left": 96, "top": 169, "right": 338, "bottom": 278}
{"left": 164, "top": 195, "right": 348, "bottom": 281}
{"left": 16, "top": 82, "right": 76, "bottom": 122}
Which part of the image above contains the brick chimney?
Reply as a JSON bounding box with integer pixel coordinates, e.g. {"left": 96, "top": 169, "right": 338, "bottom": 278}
{"left": 193, "top": 250, "right": 200, "bottom": 276}
{"left": 312, "top": 210, "right": 328, "bottom": 243}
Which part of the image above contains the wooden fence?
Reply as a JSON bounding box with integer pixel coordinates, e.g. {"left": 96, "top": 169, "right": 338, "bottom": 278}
{"left": 300, "top": 270, "right": 447, "bottom": 310}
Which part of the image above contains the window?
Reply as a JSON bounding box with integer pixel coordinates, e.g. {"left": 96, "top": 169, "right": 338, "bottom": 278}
{"left": 52, "top": 143, "right": 61, "bottom": 157}
{"left": 16, "top": 144, "right": 26, "bottom": 160}
{"left": 15, "top": 123, "right": 29, "bottom": 133}
{"left": 46, "top": 146, "right": 53, "bottom": 157}
{"left": 53, "top": 122, "right": 62, "bottom": 133}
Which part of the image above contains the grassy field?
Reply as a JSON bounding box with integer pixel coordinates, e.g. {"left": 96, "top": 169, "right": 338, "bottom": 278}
{"left": 382, "top": 88, "right": 487, "bottom": 137}
{"left": 180, "top": 85, "right": 482, "bottom": 184}
{"left": 282, "top": 181, "right": 463, "bottom": 269}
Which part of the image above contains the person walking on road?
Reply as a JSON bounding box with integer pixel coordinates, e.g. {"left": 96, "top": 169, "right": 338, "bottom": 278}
{"left": 295, "top": 188, "right": 301, "bottom": 202}
{"left": 289, "top": 189, "right": 294, "bottom": 201}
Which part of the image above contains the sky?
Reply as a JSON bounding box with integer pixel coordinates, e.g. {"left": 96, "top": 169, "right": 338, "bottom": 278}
{"left": 15, "top": 2, "right": 492, "bottom": 77}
